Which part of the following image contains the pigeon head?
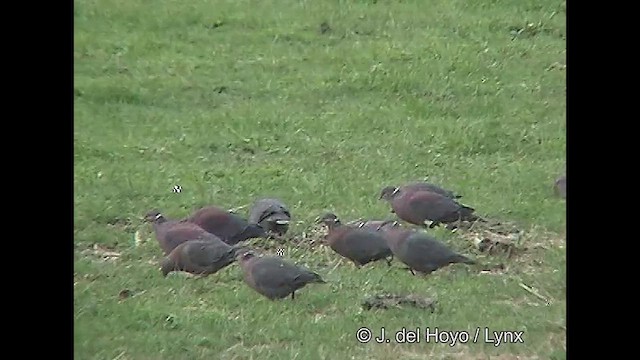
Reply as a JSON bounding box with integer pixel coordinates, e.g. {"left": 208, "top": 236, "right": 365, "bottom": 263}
{"left": 376, "top": 220, "right": 401, "bottom": 231}
{"left": 379, "top": 186, "right": 401, "bottom": 201}
{"left": 237, "top": 250, "right": 257, "bottom": 263}
{"left": 316, "top": 212, "right": 341, "bottom": 227}
{"left": 159, "top": 257, "right": 175, "bottom": 277}
{"left": 143, "top": 210, "right": 165, "bottom": 223}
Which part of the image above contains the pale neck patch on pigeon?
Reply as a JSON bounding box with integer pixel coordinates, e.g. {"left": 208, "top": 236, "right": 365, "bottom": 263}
{"left": 240, "top": 252, "right": 256, "bottom": 262}
{"left": 324, "top": 218, "right": 341, "bottom": 229}
{"left": 391, "top": 187, "right": 400, "bottom": 196}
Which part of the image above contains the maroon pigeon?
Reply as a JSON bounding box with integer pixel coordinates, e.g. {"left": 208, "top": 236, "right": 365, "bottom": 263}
{"left": 186, "top": 206, "right": 267, "bottom": 245}
{"left": 248, "top": 198, "right": 291, "bottom": 236}
{"left": 379, "top": 187, "right": 482, "bottom": 228}
{"left": 159, "top": 238, "right": 239, "bottom": 277}
{"left": 237, "top": 250, "right": 325, "bottom": 300}
{"left": 144, "top": 210, "right": 223, "bottom": 255}
{"left": 381, "top": 226, "right": 476, "bottom": 275}
{"left": 398, "top": 181, "right": 462, "bottom": 199}
{"left": 554, "top": 175, "right": 566, "bottom": 199}
{"left": 318, "top": 213, "right": 393, "bottom": 267}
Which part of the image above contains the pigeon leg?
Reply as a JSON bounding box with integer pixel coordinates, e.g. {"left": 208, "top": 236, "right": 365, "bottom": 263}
{"left": 445, "top": 223, "right": 457, "bottom": 231}
{"left": 385, "top": 255, "right": 394, "bottom": 267}
{"left": 291, "top": 291, "right": 296, "bottom": 300}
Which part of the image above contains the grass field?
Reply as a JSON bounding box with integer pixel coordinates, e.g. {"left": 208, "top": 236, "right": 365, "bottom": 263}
{"left": 74, "top": 0, "right": 566, "bottom": 358}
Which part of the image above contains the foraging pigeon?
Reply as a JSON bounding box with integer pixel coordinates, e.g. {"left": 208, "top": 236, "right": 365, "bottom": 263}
{"left": 317, "top": 213, "right": 393, "bottom": 267}
{"left": 159, "top": 238, "right": 240, "bottom": 277}
{"left": 381, "top": 226, "right": 476, "bottom": 275}
{"left": 398, "top": 181, "right": 462, "bottom": 199}
{"left": 554, "top": 175, "right": 566, "bottom": 199}
{"left": 248, "top": 198, "right": 291, "bottom": 236}
{"left": 186, "top": 206, "right": 267, "bottom": 245}
{"left": 237, "top": 250, "right": 325, "bottom": 300}
{"left": 379, "top": 187, "right": 482, "bottom": 228}
{"left": 144, "top": 210, "right": 222, "bottom": 255}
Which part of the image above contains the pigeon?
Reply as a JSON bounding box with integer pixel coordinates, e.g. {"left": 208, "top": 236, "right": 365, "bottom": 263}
{"left": 554, "top": 175, "right": 566, "bottom": 199}
{"left": 379, "top": 187, "right": 482, "bottom": 228}
{"left": 144, "top": 210, "right": 223, "bottom": 255}
{"left": 381, "top": 226, "right": 476, "bottom": 275}
{"left": 160, "top": 238, "right": 241, "bottom": 278}
{"left": 248, "top": 198, "right": 291, "bottom": 236}
{"left": 317, "top": 213, "right": 393, "bottom": 267}
{"left": 397, "top": 181, "right": 462, "bottom": 199}
{"left": 186, "top": 206, "right": 267, "bottom": 245}
{"left": 237, "top": 250, "right": 325, "bottom": 300}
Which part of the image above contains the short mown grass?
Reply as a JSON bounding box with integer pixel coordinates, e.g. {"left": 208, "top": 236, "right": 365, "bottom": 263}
{"left": 74, "top": 0, "right": 566, "bottom": 358}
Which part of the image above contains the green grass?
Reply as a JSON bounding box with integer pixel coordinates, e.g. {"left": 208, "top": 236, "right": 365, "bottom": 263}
{"left": 74, "top": 0, "right": 566, "bottom": 358}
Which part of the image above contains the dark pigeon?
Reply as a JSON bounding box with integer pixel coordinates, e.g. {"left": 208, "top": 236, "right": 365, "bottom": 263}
{"left": 554, "top": 175, "right": 566, "bottom": 199}
{"left": 381, "top": 226, "right": 476, "bottom": 275}
{"left": 159, "top": 238, "right": 240, "bottom": 277}
{"left": 317, "top": 213, "right": 394, "bottom": 267}
{"left": 186, "top": 206, "right": 267, "bottom": 245}
{"left": 399, "top": 181, "right": 462, "bottom": 199}
{"left": 144, "top": 210, "right": 223, "bottom": 255}
{"left": 237, "top": 250, "right": 325, "bottom": 300}
{"left": 379, "top": 187, "right": 482, "bottom": 228}
{"left": 248, "top": 198, "right": 291, "bottom": 236}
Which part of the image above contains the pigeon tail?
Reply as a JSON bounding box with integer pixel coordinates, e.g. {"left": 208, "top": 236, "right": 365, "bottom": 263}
{"left": 297, "top": 271, "right": 326, "bottom": 284}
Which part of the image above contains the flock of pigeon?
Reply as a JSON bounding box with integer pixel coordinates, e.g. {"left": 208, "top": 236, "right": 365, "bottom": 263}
{"left": 145, "top": 176, "right": 566, "bottom": 301}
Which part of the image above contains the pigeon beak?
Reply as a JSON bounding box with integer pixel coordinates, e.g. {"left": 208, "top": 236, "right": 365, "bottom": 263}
{"left": 314, "top": 217, "right": 322, "bottom": 224}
